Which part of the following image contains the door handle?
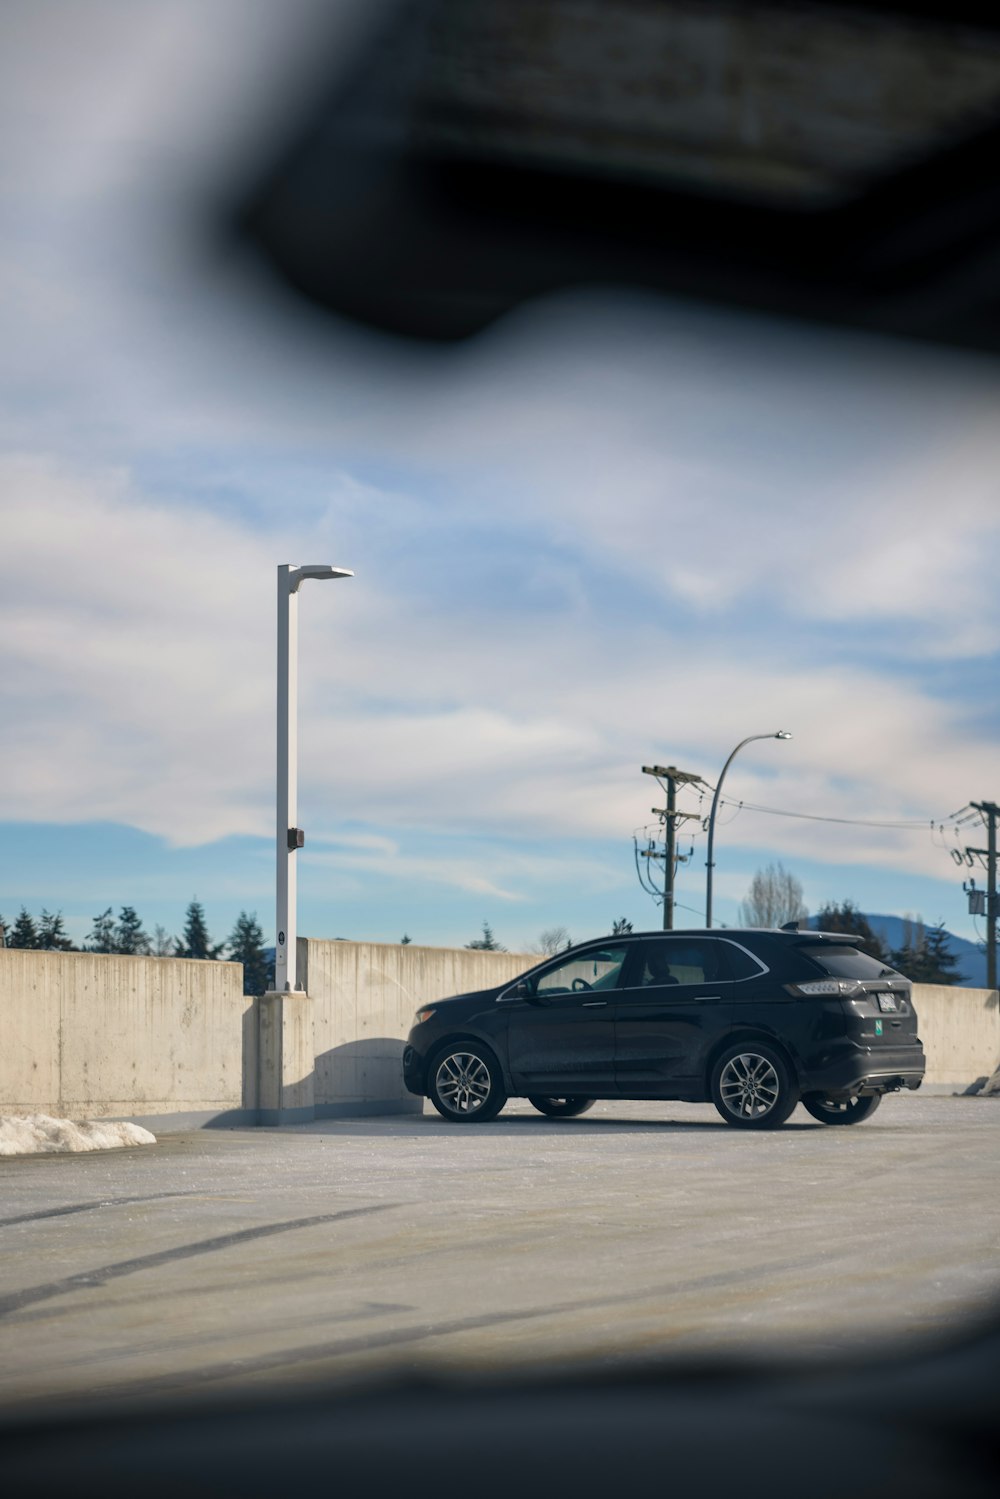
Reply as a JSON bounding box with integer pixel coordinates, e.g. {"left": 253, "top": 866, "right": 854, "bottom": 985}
{"left": 582, "top": 1000, "right": 608, "bottom": 1008}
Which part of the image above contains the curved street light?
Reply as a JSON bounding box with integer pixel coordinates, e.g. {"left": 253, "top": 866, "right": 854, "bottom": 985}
{"left": 705, "top": 731, "right": 792, "bottom": 929}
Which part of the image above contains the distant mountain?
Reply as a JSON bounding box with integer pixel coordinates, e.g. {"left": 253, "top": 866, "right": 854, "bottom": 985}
{"left": 811, "top": 912, "right": 987, "bottom": 988}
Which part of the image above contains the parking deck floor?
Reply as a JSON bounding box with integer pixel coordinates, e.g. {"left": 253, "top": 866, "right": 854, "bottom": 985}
{"left": 1, "top": 1094, "right": 998, "bottom": 1411}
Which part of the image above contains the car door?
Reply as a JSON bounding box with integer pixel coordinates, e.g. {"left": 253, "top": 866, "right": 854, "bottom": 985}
{"left": 504, "top": 943, "right": 630, "bottom": 1095}
{"left": 614, "top": 937, "right": 733, "bottom": 1097}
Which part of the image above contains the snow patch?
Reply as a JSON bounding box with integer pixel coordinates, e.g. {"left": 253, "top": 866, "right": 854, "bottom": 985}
{"left": 0, "top": 1114, "right": 157, "bottom": 1156}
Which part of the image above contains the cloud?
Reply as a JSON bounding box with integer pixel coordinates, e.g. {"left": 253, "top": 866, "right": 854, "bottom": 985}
{"left": 1, "top": 451, "right": 994, "bottom": 894}
{"left": 0, "top": 3, "right": 997, "bottom": 934}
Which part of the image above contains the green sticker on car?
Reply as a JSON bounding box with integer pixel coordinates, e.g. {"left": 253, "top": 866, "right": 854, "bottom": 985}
{"left": 875, "top": 1019, "right": 883, "bottom": 1036}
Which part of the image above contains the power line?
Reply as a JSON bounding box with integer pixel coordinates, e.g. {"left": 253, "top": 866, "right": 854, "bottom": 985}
{"left": 710, "top": 797, "right": 937, "bottom": 830}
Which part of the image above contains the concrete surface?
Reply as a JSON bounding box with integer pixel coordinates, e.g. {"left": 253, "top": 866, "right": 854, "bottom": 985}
{"left": 914, "top": 984, "right": 1000, "bottom": 1087}
{"left": 4, "top": 945, "right": 997, "bottom": 1124}
{"left": 303, "top": 938, "right": 534, "bottom": 1116}
{"left": 0, "top": 1094, "right": 998, "bottom": 1413}
{"left": 0, "top": 948, "right": 250, "bottom": 1120}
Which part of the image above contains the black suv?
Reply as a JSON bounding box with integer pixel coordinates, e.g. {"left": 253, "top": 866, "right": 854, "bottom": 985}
{"left": 403, "top": 928, "right": 925, "bottom": 1129}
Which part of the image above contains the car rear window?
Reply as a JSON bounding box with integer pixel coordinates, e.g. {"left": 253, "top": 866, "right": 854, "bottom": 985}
{"left": 798, "top": 943, "right": 898, "bottom": 980}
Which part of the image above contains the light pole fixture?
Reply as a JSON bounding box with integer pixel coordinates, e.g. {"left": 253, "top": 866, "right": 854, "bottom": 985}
{"left": 705, "top": 731, "right": 791, "bottom": 929}
{"left": 275, "top": 563, "right": 353, "bottom": 993}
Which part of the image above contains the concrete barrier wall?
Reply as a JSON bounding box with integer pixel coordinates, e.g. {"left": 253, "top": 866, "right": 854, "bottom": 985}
{"left": 301, "top": 939, "right": 536, "bottom": 1115}
{"left": 913, "top": 984, "right": 999, "bottom": 1089}
{"left": 0, "top": 948, "right": 252, "bottom": 1125}
{"left": 2, "top": 945, "right": 997, "bottom": 1125}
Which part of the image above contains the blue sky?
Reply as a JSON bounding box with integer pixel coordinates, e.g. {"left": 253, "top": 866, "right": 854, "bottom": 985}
{"left": 1, "top": 1, "right": 999, "bottom": 959}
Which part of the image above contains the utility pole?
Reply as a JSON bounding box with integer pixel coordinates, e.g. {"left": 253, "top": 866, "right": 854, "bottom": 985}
{"left": 970, "top": 801, "right": 998, "bottom": 992}
{"left": 641, "top": 765, "right": 703, "bottom": 929}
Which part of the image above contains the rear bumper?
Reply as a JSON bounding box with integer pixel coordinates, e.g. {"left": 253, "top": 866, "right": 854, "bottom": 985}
{"left": 803, "top": 1040, "right": 925, "bottom": 1098}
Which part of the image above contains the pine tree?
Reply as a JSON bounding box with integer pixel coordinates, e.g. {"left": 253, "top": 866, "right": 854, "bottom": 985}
{"left": 114, "top": 906, "right": 150, "bottom": 955}
{"left": 892, "top": 917, "right": 963, "bottom": 984}
{"left": 37, "top": 909, "right": 74, "bottom": 951}
{"left": 611, "top": 918, "right": 634, "bottom": 935}
{"left": 0, "top": 913, "right": 6, "bottom": 947}
{"left": 814, "top": 901, "right": 890, "bottom": 964}
{"left": 923, "top": 922, "right": 964, "bottom": 985}
{"left": 890, "top": 914, "right": 928, "bottom": 980}
{"left": 88, "top": 907, "right": 116, "bottom": 953}
{"left": 10, "top": 907, "right": 39, "bottom": 949}
{"left": 400, "top": 934, "right": 412, "bottom": 945}
{"left": 177, "top": 900, "right": 221, "bottom": 959}
{"left": 466, "top": 920, "right": 505, "bottom": 951}
{"left": 226, "top": 911, "right": 272, "bottom": 995}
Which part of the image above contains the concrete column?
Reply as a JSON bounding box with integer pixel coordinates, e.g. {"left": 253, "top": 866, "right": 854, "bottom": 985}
{"left": 258, "top": 990, "right": 315, "bottom": 1125}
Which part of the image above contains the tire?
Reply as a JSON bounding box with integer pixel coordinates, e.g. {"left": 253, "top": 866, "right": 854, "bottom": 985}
{"left": 711, "top": 1042, "right": 799, "bottom": 1130}
{"left": 802, "top": 1092, "right": 882, "bottom": 1126}
{"left": 427, "top": 1043, "right": 507, "bottom": 1123}
{"left": 527, "top": 1096, "right": 596, "bottom": 1118}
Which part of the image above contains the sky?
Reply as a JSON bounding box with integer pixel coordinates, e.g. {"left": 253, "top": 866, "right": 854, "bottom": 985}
{"left": 1, "top": 0, "right": 999, "bottom": 960}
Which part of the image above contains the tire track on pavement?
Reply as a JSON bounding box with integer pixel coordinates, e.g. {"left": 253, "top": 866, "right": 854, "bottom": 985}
{"left": 0, "top": 1203, "right": 400, "bottom": 1319}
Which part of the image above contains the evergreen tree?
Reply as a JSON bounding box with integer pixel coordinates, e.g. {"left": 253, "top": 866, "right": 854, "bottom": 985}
{"left": 890, "top": 914, "right": 927, "bottom": 980}
{"left": 814, "top": 900, "right": 890, "bottom": 964}
{"left": 177, "top": 900, "right": 221, "bottom": 959}
{"left": 924, "top": 921, "right": 964, "bottom": 985}
{"left": 226, "top": 911, "right": 272, "bottom": 995}
{"left": 114, "top": 906, "right": 150, "bottom": 955}
{"left": 400, "top": 934, "right": 412, "bottom": 945}
{"left": 611, "top": 917, "right": 634, "bottom": 935}
{"left": 88, "top": 907, "right": 116, "bottom": 953}
{"left": 0, "top": 913, "right": 6, "bottom": 947}
{"left": 891, "top": 916, "right": 963, "bottom": 984}
{"left": 9, "top": 907, "right": 39, "bottom": 949}
{"left": 37, "top": 909, "right": 74, "bottom": 951}
{"left": 466, "top": 920, "right": 505, "bottom": 951}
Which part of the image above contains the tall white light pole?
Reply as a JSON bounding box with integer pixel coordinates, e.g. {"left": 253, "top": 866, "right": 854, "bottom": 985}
{"left": 276, "top": 563, "right": 353, "bottom": 993}
{"left": 705, "top": 731, "right": 791, "bottom": 929}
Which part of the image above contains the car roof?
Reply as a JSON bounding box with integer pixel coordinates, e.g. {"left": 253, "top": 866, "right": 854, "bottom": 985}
{"left": 579, "top": 928, "right": 864, "bottom": 946}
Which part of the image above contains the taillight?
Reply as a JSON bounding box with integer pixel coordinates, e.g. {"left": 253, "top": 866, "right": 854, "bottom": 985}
{"left": 785, "top": 980, "right": 862, "bottom": 998}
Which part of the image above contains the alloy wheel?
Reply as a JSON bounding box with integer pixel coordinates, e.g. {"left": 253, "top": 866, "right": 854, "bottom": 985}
{"left": 435, "top": 1051, "right": 492, "bottom": 1115}
{"left": 718, "top": 1051, "right": 781, "bottom": 1120}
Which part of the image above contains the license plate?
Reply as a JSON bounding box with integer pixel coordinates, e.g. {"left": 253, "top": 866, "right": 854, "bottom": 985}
{"left": 876, "top": 992, "right": 898, "bottom": 1013}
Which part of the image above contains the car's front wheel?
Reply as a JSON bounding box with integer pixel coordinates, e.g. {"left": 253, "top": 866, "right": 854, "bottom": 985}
{"left": 710, "top": 1042, "right": 799, "bottom": 1129}
{"left": 427, "top": 1043, "right": 507, "bottom": 1122}
{"left": 527, "top": 1096, "right": 595, "bottom": 1118}
{"left": 802, "top": 1092, "right": 882, "bottom": 1125}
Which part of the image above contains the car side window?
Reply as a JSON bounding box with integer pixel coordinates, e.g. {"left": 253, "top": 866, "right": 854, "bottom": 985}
{"left": 633, "top": 938, "right": 726, "bottom": 988}
{"left": 722, "top": 940, "right": 767, "bottom": 980}
{"left": 533, "top": 946, "right": 629, "bottom": 997}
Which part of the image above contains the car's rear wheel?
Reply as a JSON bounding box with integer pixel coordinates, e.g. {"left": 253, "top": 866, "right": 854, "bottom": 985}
{"left": 802, "top": 1091, "right": 882, "bottom": 1125}
{"left": 711, "top": 1042, "right": 799, "bottom": 1129}
{"left": 428, "top": 1043, "right": 507, "bottom": 1122}
{"left": 527, "top": 1096, "right": 595, "bottom": 1118}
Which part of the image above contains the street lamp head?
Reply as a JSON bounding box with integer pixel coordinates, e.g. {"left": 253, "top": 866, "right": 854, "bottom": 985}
{"left": 775, "top": 730, "right": 792, "bottom": 740}
{"left": 286, "top": 564, "right": 354, "bottom": 592}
